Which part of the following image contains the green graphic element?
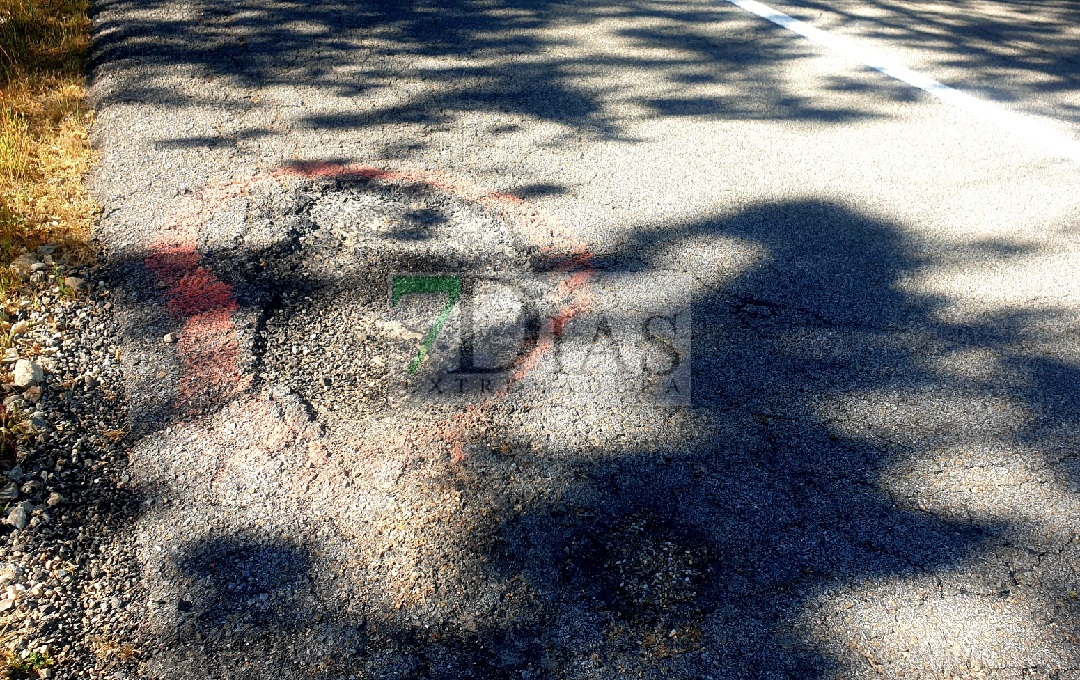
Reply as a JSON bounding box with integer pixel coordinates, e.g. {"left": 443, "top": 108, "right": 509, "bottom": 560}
{"left": 391, "top": 275, "right": 462, "bottom": 374}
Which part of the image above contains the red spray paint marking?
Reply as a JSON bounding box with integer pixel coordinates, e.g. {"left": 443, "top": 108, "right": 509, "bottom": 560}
{"left": 147, "top": 161, "right": 594, "bottom": 459}
{"left": 145, "top": 246, "right": 247, "bottom": 411}
{"left": 145, "top": 176, "right": 270, "bottom": 412}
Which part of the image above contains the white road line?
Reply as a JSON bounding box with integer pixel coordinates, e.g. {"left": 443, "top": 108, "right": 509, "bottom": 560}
{"left": 724, "top": 0, "right": 1080, "bottom": 165}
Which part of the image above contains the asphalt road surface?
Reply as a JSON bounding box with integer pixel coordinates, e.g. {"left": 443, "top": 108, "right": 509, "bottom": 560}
{"left": 88, "top": 0, "right": 1080, "bottom": 677}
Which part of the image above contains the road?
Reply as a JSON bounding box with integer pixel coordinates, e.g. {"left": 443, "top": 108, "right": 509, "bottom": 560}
{"left": 88, "top": 0, "right": 1080, "bottom": 677}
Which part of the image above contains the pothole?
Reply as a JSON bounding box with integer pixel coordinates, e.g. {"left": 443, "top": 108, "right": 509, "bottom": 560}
{"left": 252, "top": 176, "right": 534, "bottom": 424}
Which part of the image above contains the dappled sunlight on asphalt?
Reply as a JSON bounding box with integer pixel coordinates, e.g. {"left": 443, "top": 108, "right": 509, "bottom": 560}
{"left": 800, "top": 575, "right": 1070, "bottom": 676}
{"left": 794, "top": 225, "right": 1080, "bottom": 675}
{"left": 84, "top": 0, "right": 1080, "bottom": 675}
{"left": 115, "top": 177, "right": 1080, "bottom": 677}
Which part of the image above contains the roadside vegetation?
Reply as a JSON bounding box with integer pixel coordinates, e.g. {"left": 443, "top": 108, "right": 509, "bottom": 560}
{"left": 0, "top": 0, "right": 95, "bottom": 672}
{"left": 0, "top": 0, "right": 94, "bottom": 438}
{"left": 0, "top": 0, "right": 96, "bottom": 302}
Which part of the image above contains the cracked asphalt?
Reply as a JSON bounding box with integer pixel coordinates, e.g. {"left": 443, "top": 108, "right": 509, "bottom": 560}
{"left": 83, "top": 0, "right": 1080, "bottom": 677}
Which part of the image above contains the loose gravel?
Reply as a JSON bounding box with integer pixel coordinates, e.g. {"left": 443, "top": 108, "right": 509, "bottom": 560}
{"left": 0, "top": 246, "right": 142, "bottom": 679}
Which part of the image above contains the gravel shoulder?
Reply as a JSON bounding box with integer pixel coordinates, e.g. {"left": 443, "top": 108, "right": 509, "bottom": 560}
{"left": 0, "top": 250, "right": 142, "bottom": 678}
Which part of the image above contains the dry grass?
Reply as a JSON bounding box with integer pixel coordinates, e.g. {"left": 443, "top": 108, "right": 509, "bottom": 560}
{"left": 0, "top": 0, "right": 96, "bottom": 296}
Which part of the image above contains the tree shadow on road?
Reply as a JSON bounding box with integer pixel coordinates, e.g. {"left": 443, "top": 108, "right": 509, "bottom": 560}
{"left": 787, "top": 0, "right": 1080, "bottom": 123}
{"left": 102, "top": 190, "right": 1080, "bottom": 678}
{"left": 89, "top": 0, "right": 886, "bottom": 156}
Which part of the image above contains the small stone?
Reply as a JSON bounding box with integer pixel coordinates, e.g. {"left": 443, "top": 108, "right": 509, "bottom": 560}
{"left": 12, "top": 360, "right": 43, "bottom": 388}
{"left": 30, "top": 262, "right": 47, "bottom": 273}
{"left": 10, "top": 321, "right": 28, "bottom": 336}
{"left": 6, "top": 503, "right": 32, "bottom": 530}
{"left": 0, "top": 598, "right": 13, "bottom": 613}
{"left": 163, "top": 332, "right": 177, "bottom": 344}
{"left": 36, "top": 667, "right": 53, "bottom": 679}
{"left": 82, "top": 374, "right": 98, "bottom": 390}
{"left": 62, "top": 276, "right": 85, "bottom": 290}
{"left": 0, "top": 564, "right": 24, "bottom": 586}
{"left": 45, "top": 493, "right": 62, "bottom": 507}
{"left": 0, "top": 483, "right": 18, "bottom": 502}
{"left": 22, "top": 386, "right": 41, "bottom": 404}
{"left": 35, "top": 244, "right": 56, "bottom": 256}
{"left": 10, "top": 254, "right": 36, "bottom": 273}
